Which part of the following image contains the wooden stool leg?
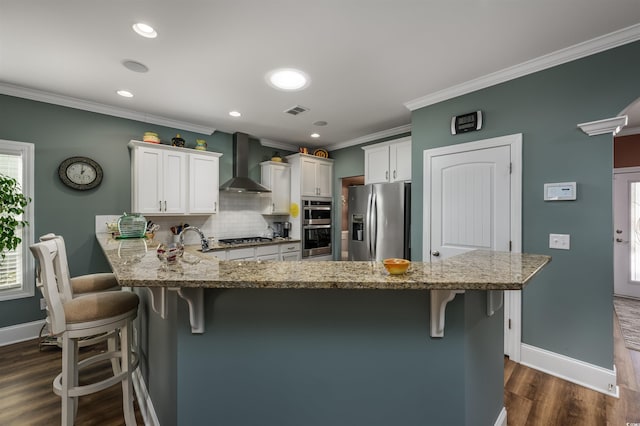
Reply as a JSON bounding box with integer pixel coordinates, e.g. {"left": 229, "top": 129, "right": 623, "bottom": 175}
{"left": 61, "top": 335, "right": 78, "bottom": 426}
{"left": 121, "top": 321, "right": 137, "bottom": 426}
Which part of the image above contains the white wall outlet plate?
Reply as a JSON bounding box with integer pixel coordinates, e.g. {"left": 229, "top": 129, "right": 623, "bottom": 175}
{"left": 549, "top": 233, "right": 570, "bottom": 250}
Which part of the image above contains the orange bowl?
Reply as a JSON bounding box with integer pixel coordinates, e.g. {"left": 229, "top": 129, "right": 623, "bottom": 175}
{"left": 383, "top": 258, "right": 410, "bottom": 275}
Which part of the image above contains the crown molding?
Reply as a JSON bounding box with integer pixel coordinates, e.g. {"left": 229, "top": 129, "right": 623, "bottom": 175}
{"left": 329, "top": 124, "right": 412, "bottom": 151}
{"left": 578, "top": 116, "right": 628, "bottom": 136}
{"left": 405, "top": 23, "right": 640, "bottom": 111}
{"left": 0, "top": 83, "right": 216, "bottom": 135}
{"left": 259, "top": 138, "right": 299, "bottom": 152}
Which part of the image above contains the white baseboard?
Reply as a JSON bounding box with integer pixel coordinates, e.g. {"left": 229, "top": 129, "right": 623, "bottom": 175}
{"left": 520, "top": 343, "right": 619, "bottom": 397}
{"left": 132, "top": 368, "right": 160, "bottom": 426}
{"left": 0, "top": 320, "right": 46, "bottom": 346}
{"left": 494, "top": 407, "right": 507, "bottom": 426}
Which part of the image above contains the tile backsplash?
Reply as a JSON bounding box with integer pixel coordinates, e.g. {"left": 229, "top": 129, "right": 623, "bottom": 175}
{"left": 97, "top": 193, "right": 287, "bottom": 245}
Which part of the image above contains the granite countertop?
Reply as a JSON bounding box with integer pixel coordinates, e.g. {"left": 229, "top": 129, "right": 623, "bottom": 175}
{"left": 97, "top": 233, "right": 550, "bottom": 291}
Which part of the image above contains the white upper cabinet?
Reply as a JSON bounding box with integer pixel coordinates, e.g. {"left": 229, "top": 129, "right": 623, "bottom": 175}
{"left": 129, "top": 141, "right": 222, "bottom": 216}
{"left": 363, "top": 137, "right": 411, "bottom": 184}
{"left": 289, "top": 154, "right": 333, "bottom": 198}
{"left": 260, "top": 161, "right": 291, "bottom": 215}
{"left": 189, "top": 153, "right": 220, "bottom": 214}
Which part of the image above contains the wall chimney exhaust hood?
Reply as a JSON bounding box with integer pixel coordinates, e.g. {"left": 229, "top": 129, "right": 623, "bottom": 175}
{"left": 219, "top": 132, "right": 271, "bottom": 193}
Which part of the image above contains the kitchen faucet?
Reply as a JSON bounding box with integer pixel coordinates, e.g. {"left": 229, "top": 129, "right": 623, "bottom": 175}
{"left": 179, "top": 226, "right": 211, "bottom": 252}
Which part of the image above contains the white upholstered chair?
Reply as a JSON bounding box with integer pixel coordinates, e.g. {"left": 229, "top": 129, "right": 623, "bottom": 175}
{"left": 30, "top": 237, "right": 139, "bottom": 426}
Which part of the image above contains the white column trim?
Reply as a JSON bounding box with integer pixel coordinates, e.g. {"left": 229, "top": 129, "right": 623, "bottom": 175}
{"left": 578, "top": 115, "right": 628, "bottom": 136}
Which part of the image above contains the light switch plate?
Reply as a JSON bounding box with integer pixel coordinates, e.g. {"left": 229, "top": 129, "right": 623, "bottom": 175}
{"left": 549, "top": 233, "right": 570, "bottom": 250}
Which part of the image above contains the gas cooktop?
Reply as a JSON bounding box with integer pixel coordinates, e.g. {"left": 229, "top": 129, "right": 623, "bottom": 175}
{"left": 218, "top": 237, "right": 273, "bottom": 245}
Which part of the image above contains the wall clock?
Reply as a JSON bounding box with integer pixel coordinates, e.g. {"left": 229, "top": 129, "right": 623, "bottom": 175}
{"left": 58, "top": 156, "right": 103, "bottom": 190}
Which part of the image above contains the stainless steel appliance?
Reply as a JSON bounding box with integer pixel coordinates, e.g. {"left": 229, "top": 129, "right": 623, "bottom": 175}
{"left": 348, "top": 182, "right": 410, "bottom": 261}
{"left": 303, "top": 199, "right": 331, "bottom": 225}
{"left": 302, "top": 199, "right": 332, "bottom": 259}
{"left": 282, "top": 221, "right": 291, "bottom": 238}
{"left": 219, "top": 236, "right": 273, "bottom": 245}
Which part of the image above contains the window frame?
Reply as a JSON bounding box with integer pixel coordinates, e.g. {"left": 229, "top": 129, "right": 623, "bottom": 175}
{"left": 0, "top": 139, "right": 35, "bottom": 301}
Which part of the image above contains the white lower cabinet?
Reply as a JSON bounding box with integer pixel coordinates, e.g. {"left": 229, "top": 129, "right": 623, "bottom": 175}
{"left": 280, "top": 242, "right": 301, "bottom": 261}
{"left": 226, "top": 247, "right": 255, "bottom": 261}
{"left": 256, "top": 245, "right": 279, "bottom": 261}
{"left": 223, "top": 242, "right": 301, "bottom": 261}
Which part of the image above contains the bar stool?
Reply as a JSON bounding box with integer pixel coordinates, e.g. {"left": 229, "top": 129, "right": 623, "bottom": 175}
{"left": 30, "top": 237, "right": 139, "bottom": 426}
{"left": 38, "top": 234, "right": 120, "bottom": 350}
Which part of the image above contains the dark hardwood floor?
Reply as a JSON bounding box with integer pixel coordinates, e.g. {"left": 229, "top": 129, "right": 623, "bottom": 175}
{"left": 0, "top": 312, "right": 637, "bottom": 426}
{"left": 0, "top": 338, "right": 143, "bottom": 426}
{"left": 505, "top": 312, "right": 640, "bottom": 426}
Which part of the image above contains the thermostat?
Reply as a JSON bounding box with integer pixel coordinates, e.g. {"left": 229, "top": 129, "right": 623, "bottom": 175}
{"left": 451, "top": 110, "right": 482, "bottom": 135}
{"left": 544, "top": 182, "right": 576, "bottom": 201}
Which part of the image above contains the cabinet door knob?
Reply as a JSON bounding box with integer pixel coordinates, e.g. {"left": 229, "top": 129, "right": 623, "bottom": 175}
{"left": 214, "top": 201, "right": 217, "bottom": 213}
{"left": 159, "top": 201, "right": 162, "bottom": 212}
{"left": 432, "top": 251, "right": 440, "bottom": 257}
{"left": 385, "top": 171, "right": 389, "bottom": 180}
{"left": 393, "top": 170, "right": 397, "bottom": 179}
{"left": 164, "top": 200, "right": 167, "bottom": 211}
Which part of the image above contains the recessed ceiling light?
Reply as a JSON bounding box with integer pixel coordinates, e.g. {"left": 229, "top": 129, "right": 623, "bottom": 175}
{"left": 311, "top": 133, "right": 320, "bottom": 138}
{"left": 313, "top": 121, "right": 328, "bottom": 126}
{"left": 116, "top": 90, "right": 134, "bottom": 98}
{"left": 229, "top": 111, "right": 242, "bottom": 117}
{"left": 266, "top": 68, "right": 310, "bottom": 91}
{"left": 132, "top": 23, "right": 157, "bottom": 39}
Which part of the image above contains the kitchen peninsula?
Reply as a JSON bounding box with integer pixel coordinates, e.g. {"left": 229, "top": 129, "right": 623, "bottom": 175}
{"left": 97, "top": 234, "right": 550, "bottom": 426}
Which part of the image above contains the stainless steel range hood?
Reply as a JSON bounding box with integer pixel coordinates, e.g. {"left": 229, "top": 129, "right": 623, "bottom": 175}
{"left": 219, "top": 132, "right": 271, "bottom": 193}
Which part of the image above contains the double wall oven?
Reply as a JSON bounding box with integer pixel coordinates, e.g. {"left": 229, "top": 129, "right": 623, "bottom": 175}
{"left": 302, "top": 198, "right": 332, "bottom": 260}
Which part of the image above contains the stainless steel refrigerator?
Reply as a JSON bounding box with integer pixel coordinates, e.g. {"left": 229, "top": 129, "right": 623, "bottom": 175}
{"left": 348, "top": 181, "right": 410, "bottom": 261}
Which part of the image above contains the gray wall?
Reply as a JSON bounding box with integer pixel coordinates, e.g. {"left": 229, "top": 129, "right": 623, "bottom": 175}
{"left": 409, "top": 41, "right": 640, "bottom": 368}
{"left": 0, "top": 94, "right": 288, "bottom": 327}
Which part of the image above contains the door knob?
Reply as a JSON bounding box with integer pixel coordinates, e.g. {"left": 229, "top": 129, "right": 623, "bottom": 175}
{"left": 432, "top": 251, "right": 440, "bottom": 257}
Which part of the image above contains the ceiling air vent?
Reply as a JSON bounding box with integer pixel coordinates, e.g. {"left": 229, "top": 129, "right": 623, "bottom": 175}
{"left": 284, "top": 105, "right": 309, "bottom": 116}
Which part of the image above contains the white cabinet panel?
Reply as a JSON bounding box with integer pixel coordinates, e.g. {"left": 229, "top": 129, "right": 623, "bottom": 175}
{"left": 190, "top": 154, "right": 219, "bottom": 214}
{"left": 280, "top": 242, "right": 301, "bottom": 261}
{"left": 363, "top": 137, "right": 411, "bottom": 184}
{"left": 131, "top": 145, "right": 187, "bottom": 214}
{"left": 163, "top": 151, "right": 187, "bottom": 214}
{"left": 363, "top": 145, "right": 390, "bottom": 184}
{"left": 289, "top": 154, "right": 333, "bottom": 198}
{"left": 129, "top": 141, "right": 221, "bottom": 216}
{"left": 227, "top": 247, "right": 255, "bottom": 260}
{"left": 390, "top": 140, "right": 412, "bottom": 182}
{"left": 260, "top": 161, "right": 291, "bottom": 214}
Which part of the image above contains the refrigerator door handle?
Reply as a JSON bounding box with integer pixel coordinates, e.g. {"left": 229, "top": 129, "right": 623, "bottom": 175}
{"left": 366, "top": 191, "right": 373, "bottom": 259}
{"left": 371, "top": 191, "right": 378, "bottom": 260}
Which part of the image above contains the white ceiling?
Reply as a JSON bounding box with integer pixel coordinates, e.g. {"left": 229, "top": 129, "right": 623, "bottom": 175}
{"left": 1, "top": 1, "right": 639, "bottom": 148}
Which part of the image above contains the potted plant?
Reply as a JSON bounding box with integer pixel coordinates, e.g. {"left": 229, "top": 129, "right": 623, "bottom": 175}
{"left": 0, "top": 173, "right": 30, "bottom": 262}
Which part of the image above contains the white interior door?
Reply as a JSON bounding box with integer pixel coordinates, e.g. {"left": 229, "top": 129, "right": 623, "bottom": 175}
{"left": 430, "top": 146, "right": 511, "bottom": 259}
{"left": 424, "top": 134, "right": 522, "bottom": 359}
{"left": 614, "top": 168, "right": 640, "bottom": 299}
